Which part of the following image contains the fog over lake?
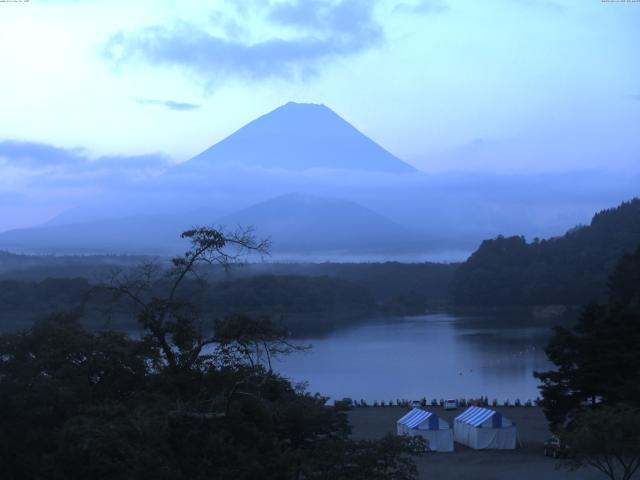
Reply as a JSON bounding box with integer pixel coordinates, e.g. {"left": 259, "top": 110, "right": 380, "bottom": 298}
{"left": 275, "top": 313, "right": 554, "bottom": 403}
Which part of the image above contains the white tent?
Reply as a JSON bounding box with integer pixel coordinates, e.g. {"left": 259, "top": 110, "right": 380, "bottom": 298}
{"left": 453, "top": 406, "right": 517, "bottom": 450}
{"left": 396, "top": 408, "right": 454, "bottom": 452}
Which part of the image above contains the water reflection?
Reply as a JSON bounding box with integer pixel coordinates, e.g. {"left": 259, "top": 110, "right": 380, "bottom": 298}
{"left": 274, "top": 313, "right": 556, "bottom": 403}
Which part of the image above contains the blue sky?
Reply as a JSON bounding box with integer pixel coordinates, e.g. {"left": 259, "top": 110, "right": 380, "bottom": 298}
{"left": 1, "top": 0, "right": 638, "bottom": 167}
{"left": 0, "top": 0, "right": 639, "bottom": 230}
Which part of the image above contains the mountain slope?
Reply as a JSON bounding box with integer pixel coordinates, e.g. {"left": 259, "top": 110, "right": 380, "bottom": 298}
{"left": 0, "top": 194, "right": 423, "bottom": 256}
{"left": 182, "top": 102, "right": 416, "bottom": 173}
{"left": 0, "top": 209, "right": 222, "bottom": 254}
{"left": 219, "top": 193, "right": 423, "bottom": 253}
{"left": 451, "top": 198, "right": 640, "bottom": 306}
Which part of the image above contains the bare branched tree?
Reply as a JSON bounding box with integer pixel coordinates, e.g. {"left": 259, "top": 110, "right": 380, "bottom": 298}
{"left": 106, "top": 226, "right": 270, "bottom": 371}
{"left": 213, "top": 314, "right": 309, "bottom": 372}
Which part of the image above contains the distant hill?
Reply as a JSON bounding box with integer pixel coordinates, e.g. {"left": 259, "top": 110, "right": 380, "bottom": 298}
{"left": 0, "top": 210, "right": 221, "bottom": 254}
{"left": 451, "top": 198, "right": 640, "bottom": 306}
{"left": 219, "top": 193, "right": 423, "bottom": 253}
{"left": 180, "top": 102, "right": 416, "bottom": 173}
{"left": 0, "top": 194, "right": 423, "bottom": 256}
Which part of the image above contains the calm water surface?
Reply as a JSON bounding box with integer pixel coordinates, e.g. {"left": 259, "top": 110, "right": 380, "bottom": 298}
{"left": 275, "top": 313, "right": 555, "bottom": 403}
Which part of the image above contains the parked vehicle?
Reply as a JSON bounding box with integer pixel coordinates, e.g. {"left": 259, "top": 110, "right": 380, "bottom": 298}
{"left": 543, "top": 436, "right": 570, "bottom": 458}
{"left": 444, "top": 399, "right": 458, "bottom": 410}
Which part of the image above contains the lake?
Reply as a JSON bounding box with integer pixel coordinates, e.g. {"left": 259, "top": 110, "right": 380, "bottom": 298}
{"left": 274, "top": 313, "right": 556, "bottom": 404}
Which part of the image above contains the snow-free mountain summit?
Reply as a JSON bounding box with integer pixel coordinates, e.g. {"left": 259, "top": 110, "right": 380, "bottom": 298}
{"left": 0, "top": 103, "right": 422, "bottom": 256}
{"left": 183, "top": 102, "right": 416, "bottom": 173}
{"left": 220, "top": 193, "right": 421, "bottom": 253}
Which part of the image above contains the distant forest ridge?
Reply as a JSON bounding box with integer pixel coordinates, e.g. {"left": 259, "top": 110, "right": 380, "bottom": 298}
{"left": 0, "top": 262, "right": 457, "bottom": 336}
{"left": 452, "top": 197, "right": 640, "bottom": 306}
{"left": 0, "top": 198, "right": 638, "bottom": 330}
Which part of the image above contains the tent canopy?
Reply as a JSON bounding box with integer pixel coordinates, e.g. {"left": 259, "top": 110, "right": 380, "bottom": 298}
{"left": 397, "top": 408, "right": 454, "bottom": 452}
{"left": 397, "top": 408, "right": 448, "bottom": 430}
{"left": 455, "top": 406, "right": 513, "bottom": 428}
{"left": 454, "top": 407, "right": 517, "bottom": 450}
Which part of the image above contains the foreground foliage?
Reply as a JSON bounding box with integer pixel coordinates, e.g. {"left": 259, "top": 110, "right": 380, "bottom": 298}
{"left": 536, "top": 245, "right": 640, "bottom": 479}
{"left": 535, "top": 245, "right": 640, "bottom": 428}
{"left": 560, "top": 405, "right": 640, "bottom": 480}
{"left": 0, "top": 266, "right": 455, "bottom": 335}
{"left": 0, "top": 227, "right": 424, "bottom": 479}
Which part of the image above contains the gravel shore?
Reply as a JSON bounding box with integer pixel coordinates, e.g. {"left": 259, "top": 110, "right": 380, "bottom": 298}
{"left": 348, "top": 406, "right": 603, "bottom": 480}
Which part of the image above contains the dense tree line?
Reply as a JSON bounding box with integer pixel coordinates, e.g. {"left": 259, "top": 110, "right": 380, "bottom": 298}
{"left": 0, "top": 227, "right": 424, "bottom": 479}
{"left": 535, "top": 245, "right": 640, "bottom": 426}
{"left": 535, "top": 246, "right": 640, "bottom": 479}
{"left": 0, "top": 277, "right": 89, "bottom": 311}
{"left": 452, "top": 198, "right": 640, "bottom": 306}
{"left": 0, "top": 250, "right": 146, "bottom": 279}
{"left": 206, "top": 275, "right": 375, "bottom": 316}
{"left": 0, "top": 265, "right": 454, "bottom": 335}
{"left": 0, "top": 275, "right": 377, "bottom": 335}
{"left": 0, "top": 252, "right": 457, "bottom": 301}
{"left": 228, "top": 262, "right": 456, "bottom": 306}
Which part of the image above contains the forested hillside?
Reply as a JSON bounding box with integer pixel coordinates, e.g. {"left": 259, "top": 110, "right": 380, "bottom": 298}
{"left": 0, "top": 227, "right": 424, "bottom": 479}
{"left": 0, "top": 262, "right": 457, "bottom": 336}
{"left": 452, "top": 198, "right": 640, "bottom": 306}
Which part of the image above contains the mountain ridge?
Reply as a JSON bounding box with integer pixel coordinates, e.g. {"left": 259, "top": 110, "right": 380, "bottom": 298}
{"left": 0, "top": 193, "right": 425, "bottom": 256}
{"left": 451, "top": 197, "right": 640, "bottom": 306}
{"left": 181, "top": 102, "right": 416, "bottom": 173}
{"left": 218, "top": 193, "right": 423, "bottom": 254}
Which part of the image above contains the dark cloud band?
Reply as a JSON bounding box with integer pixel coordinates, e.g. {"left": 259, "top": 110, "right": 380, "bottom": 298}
{"left": 134, "top": 98, "right": 201, "bottom": 111}
{"left": 103, "top": 0, "right": 386, "bottom": 86}
{"left": 0, "top": 140, "right": 169, "bottom": 178}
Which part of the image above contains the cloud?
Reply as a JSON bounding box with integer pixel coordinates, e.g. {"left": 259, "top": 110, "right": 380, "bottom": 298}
{"left": 0, "top": 140, "right": 170, "bottom": 186}
{"left": 508, "top": 0, "right": 566, "bottom": 12}
{"left": 0, "top": 141, "right": 86, "bottom": 168}
{"left": 103, "top": 0, "right": 385, "bottom": 87}
{"left": 0, "top": 140, "right": 177, "bottom": 231}
{"left": 393, "top": 0, "right": 448, "bottom": 15}
{"left": 134, "top": 98, "right": 201, "bottom": 111}
{"left": 268, "top": 0, "right": 381, "bottom": 32}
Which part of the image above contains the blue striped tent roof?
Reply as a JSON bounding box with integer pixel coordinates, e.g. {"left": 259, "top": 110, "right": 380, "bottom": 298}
{"left": 455, "top": 406, "right": 500, "bottom": 427}
{"left": 397, "top": 408, "right": 435, "bottom": 429}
